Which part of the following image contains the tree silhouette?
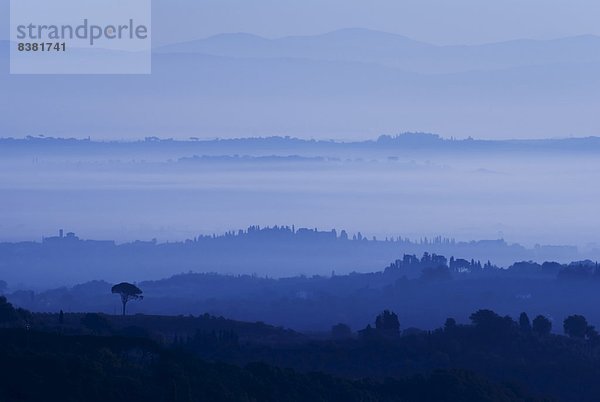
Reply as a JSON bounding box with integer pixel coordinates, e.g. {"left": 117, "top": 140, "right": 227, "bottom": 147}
{"left": 564, "top": 315, "right": 588, "bottom": 338}
{"left": 519, "top": 312, "right": 531, "bottom": 332}
{"left": 375, "top": 310, "right": 400, "bottom": 337}
{"left": 444, "top": 318, "right": 457, "bottom": 331}
{"left": 0, "top": 296, "right": 18, "bottom": 324}
{"left": 469, "top": 309, "right": 514, "bottom": 335}
{"left": 111, "top": 282, "right": 143, "bottom": 316}
{"left": 532, "top": 315, "right": 552, "bottom": 336}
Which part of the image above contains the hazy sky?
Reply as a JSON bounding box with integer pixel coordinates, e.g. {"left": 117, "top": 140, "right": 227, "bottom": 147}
{"left": 2, "top": 0, "right": 600, "bottom": 45}
{"left": 3, "top": 0, "right": 600, "bottom": 141}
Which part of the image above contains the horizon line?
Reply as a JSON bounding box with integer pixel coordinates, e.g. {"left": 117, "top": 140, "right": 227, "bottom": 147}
{"left": 4, "top": 29, "right": 596, "bottom": 48}
{"left": 2, "top": 132, "right": 600, "bottom": 144}
{"left": 152, "top": 28, "right": 600, "bottom": 49}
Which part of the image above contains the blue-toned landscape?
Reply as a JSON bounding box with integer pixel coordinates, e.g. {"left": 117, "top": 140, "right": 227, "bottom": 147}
{"left": 2, "top": 1, "right": 600, "bottom": 401}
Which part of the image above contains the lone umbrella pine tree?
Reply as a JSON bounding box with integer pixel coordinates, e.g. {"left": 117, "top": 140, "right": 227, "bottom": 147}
{"left": 111, "top": 282, "right": 143, "bottom": 316}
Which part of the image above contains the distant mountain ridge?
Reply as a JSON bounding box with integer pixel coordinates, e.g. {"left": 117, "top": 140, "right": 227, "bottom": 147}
{"left": 156, "top": 28, "right": 600, "bottom": 74}
{"left": 3, "top": 32, "right": 600, "bottom": 139}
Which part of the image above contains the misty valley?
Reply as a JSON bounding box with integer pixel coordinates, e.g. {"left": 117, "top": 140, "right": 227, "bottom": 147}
{"left": 2, "top": 134, "right": 599, "bottom": 248}
{"left": 0, "top": 134, "right": 599, "bottom": 401}
{"left": 4, "top": 2, "right": 600, "bottom": 399}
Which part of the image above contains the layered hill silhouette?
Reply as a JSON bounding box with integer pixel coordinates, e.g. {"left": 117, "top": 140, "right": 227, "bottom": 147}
{"left": 156, "top": 28, "right": 600, "bottom": 73}
{"left": 2, "top": 30, "right": 600, "bottom": 138}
